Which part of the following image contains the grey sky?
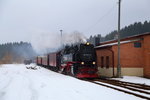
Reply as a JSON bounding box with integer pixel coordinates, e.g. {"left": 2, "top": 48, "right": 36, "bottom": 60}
{"left": 0, "top": 0, "right": 150, "bottom": 45}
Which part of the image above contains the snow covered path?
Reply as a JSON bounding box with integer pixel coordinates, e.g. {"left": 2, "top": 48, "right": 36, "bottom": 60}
{"left": 0, "top": 64, "right": 144, "bottom": 100}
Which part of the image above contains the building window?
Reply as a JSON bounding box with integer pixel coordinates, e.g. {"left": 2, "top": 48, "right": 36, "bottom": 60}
{"left": 101, "top": 56, "right": 104, "bottom": 68}
{"left": 134, "top": 42, "right": 141, "bottom": 48}
{"left": 106, "top": 56, "right": 109, "bottom": 68}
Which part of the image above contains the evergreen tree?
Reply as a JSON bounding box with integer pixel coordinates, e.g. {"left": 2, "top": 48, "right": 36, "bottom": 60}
{"left": 0, "top": 42, "right": 37, "bottom": 64}
{"left": 88, "top": 20, "right": 150, "bottom": 43}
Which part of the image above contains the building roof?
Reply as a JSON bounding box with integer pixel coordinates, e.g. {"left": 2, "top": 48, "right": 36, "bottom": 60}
{"left": 95, "top": 32, "right": 150, "bottom": 49}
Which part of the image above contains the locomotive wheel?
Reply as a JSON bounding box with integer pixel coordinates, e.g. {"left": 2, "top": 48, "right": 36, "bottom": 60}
{"left": 62, "top": 68, "right": 67, "bottom": 75}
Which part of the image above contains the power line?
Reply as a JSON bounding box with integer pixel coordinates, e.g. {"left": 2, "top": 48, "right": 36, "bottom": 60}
{"left": 85, "top": 3, "right": 117, "bottom": 33}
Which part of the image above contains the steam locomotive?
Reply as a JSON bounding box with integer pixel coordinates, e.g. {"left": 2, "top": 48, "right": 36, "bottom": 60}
{"left": 36, "top": 42, "right": 98, "bottom": 78}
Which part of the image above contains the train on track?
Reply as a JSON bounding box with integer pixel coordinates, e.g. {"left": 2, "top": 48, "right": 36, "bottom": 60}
{"left": 36, "top": 42, "right": 98, "bottom": 78}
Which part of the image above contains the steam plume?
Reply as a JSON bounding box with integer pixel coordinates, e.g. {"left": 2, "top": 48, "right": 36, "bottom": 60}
{"left": 31, "top": 31, "right": 87, "bottom": 54}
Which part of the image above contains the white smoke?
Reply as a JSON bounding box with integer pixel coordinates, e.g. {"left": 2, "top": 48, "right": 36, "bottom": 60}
{"left": 31, "top": 32, "right": 61, "bottom": 54}
{"left": 31, "top": 31, "right": 87, "bottom": 54}
{"left": 63, "top": 31, "right": 87, "bottom": 45}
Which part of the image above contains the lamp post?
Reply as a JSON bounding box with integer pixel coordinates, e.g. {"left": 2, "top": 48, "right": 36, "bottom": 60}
{"left": 117, "top": 0, "right": 121, "bottom": 78}
{"left": 60, "top": 30, "right": 63, "bottom": 48}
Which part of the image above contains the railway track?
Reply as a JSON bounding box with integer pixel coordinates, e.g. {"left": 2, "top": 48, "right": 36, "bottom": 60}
{"left": 82, "top": 79, "right": 150, "bottom": 100}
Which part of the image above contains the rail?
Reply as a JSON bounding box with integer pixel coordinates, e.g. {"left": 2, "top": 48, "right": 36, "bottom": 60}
{"left": 82, "top": 79, "right": 150, "bottom": 100}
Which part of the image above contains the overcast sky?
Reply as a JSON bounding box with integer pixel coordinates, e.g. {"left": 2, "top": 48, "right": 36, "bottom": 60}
{"left": 0, "top": 0, "right": 150, "bottom": 46}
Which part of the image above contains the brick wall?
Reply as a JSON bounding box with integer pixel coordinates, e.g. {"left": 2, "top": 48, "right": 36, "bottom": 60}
{"left": 96, "top": 34, "right": 150, "bottom": 78}
{"left": 143, "top": 35, "right": 150, "bottom": 78}
{"left": 112, "top": 41, "right": 143, "bottom": 68}
{"left": 96, "top": 48, "right": 113, "bottom": 68}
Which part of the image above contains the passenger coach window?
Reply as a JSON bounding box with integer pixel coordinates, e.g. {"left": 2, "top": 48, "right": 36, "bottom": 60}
{"left": 101, "top": 56, "right": 104, "bottom": 68}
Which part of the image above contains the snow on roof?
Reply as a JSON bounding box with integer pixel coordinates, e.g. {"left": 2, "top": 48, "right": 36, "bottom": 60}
{"left": 95, "top": 38, "right": 142, "bottom": 48}
{"left": 98, "top": 32, "right": 150, "bottom": 46}
{"left": 126, "top": 32, "right": 150, "bottom": 39}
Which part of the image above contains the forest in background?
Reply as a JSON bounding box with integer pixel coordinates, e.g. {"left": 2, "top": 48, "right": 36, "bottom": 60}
{"left": 88, "top": 21, "right": 150, "bottom": 44}
{"left": 0, "top": 42, "right": 37, "bottom": 64}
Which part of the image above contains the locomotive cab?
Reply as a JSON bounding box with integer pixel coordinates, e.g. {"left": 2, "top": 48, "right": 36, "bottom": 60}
{"left": 79, "top": 43, "right": 96, "bottom": 66}
{"left": 60, "top": 42, "right": 98, "bottom": 78}
{"left": 73, "top": 43, "right": 98, "bottom": 78}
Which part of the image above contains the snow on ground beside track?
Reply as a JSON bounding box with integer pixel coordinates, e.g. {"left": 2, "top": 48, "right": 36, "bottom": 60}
{"left": 112, "top": 76, "right": 150, "bottom": 85}
{"left": 95, "top": 81, "right": 150, "bottom": 98}
{"left": 0, "top": 64, "right": 144, "bottom": 100}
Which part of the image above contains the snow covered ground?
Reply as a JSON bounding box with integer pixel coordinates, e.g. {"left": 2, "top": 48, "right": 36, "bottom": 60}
{"left": 0, "top": 64, "right": 147, "bottom": 100}
{"left": 112, "top": 76, "right": 150, "bottom": 85}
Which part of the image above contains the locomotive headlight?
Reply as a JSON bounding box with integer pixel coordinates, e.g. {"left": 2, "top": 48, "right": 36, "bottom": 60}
{"left": 86, "top": 42, "right": 90, "bottom": 45}
{"left": 81, "top": 62, "right": 84, "bottom": 65}
{"left": 92, "top": 62, "right": 96, "bottom": 65}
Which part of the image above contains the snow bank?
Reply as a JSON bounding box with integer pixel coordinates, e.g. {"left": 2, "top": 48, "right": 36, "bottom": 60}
{"left": 0, "top": 64, "right": 143, "bottom": 100}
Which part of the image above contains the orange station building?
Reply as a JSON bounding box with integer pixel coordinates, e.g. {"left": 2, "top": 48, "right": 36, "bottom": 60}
{"left": 95, "top": 32, "right": 150, "bottom": 78}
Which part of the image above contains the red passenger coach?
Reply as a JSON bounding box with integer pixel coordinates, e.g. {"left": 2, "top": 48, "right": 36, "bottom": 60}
{"left": 47, "top": 52, "right": 61, "bottom": 71}
{"left": 42, "top": 56, "right": 48, "bottom": 67}
{"left": 49, "top": 53, "right": 57, "bottom": 67}
{"left": 37, "top": 56, "right": 42, "bottom": 66}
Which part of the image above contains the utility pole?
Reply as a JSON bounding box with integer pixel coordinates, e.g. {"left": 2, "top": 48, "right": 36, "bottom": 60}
{"left": 117, "top": 0, "right": 121, "bottom": 78}
{"left": 60, "top": 30, "right": 63, "bottom": 48}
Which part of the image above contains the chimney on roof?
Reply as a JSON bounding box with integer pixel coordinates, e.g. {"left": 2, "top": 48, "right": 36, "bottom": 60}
{"left": 95, "top": 37, "right": 100, "bottom": 46}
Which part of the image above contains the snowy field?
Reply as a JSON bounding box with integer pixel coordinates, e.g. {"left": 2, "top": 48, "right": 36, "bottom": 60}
{"left": 0, "top": 64, "right": 147, "bottom": 100}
